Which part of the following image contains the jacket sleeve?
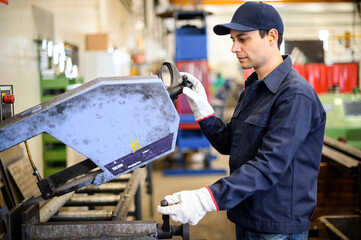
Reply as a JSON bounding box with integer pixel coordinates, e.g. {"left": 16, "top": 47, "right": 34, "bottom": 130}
{"left": 199, "top": 116, "right": 232, "bottom": 155}
{"left": 198, "top": 88, "right": 246, "bottom": 155}
{"left": 207, "top": 93, "right": 321, "bottom": 210}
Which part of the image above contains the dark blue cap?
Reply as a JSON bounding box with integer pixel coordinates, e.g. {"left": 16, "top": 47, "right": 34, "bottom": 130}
{"left": 213, "top": 2, "right": 284, "bottom": 35}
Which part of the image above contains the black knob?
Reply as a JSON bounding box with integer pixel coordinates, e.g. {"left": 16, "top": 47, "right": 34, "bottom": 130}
{"left": 161, "top": 199, "right": 168, "bottom": 207}
{"left": 167, "top": 75, "right": 193, "bottom": 101}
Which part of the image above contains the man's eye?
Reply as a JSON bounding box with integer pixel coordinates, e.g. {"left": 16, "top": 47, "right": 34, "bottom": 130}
{"left": 239, "top": 38, "right": 246, "bottom": 42}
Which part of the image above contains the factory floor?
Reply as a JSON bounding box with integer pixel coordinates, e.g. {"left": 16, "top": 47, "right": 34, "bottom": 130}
{"left": 141, "top": 150, "right": 236, "bottom": 240}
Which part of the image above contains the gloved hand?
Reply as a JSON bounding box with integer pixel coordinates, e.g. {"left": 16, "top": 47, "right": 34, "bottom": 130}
{"left": 180, "top": 72, "right": 215, "bottom": 122}
{"left": 157, "top": 187, "right": 218, "bottom": 225}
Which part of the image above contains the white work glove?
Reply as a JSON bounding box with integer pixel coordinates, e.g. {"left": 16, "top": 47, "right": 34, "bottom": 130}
{"left": 180, "top": 72, "right": 215, "bottom": 122}
{"left": 157, "top": 187, "right": 218, "bottom": 225}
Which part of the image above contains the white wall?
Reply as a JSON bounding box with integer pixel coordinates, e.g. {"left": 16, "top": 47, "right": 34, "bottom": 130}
{"left": 96, "top": 0, "right": 135, "bottom": 52}
{"left": 0, "top": 0, "right": 43, "bottom": 173}
{"left": 0, "top": 0, "right": 136, "bottom": 175}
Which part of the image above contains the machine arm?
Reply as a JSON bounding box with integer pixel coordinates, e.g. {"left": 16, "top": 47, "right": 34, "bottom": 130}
{"left": 1, "top": 62, "right": 189, "bottom": 205}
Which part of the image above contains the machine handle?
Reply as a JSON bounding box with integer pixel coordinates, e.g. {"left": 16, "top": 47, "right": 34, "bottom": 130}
{"left": 157, "top": 199, "right": 190, "bottom": 240}
{"left": 160, "top": 62, "right": 180, "bottom": 87}
{"left": 160, "top": 62, "right": 193, "bottom": 101}
{"left": 160, "top": 200, "right": 171, "bottom": 232}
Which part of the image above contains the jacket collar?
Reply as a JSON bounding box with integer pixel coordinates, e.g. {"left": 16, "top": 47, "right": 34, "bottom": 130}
{"left": 245, "top": 55, "right": 292, "bottom": 93}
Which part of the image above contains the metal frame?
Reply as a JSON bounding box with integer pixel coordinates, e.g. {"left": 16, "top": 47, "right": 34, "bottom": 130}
{"left": 0, "top": 72, "right": 192, "bottom": 240}
{"left": 23, "top": 220, "right": 158, "bottom": 240}
{"left": 6, "top": 169, "right": 153, "bottom": 240}
{"left": 4, "top": 167, "right": 188, "bottom": 239}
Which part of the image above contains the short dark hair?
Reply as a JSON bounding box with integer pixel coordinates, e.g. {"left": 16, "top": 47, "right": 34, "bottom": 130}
{"left": 259, "top": 29, "right": 283, "bottom": 50}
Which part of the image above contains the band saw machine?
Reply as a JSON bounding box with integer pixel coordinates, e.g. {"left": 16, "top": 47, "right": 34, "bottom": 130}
{"left": 0, "top": 62, "right": 192, "bottom": 240}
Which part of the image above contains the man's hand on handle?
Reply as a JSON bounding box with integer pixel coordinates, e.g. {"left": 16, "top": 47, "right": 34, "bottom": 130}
{"left": 157, "top": 187, "right": 218, "bottom": 225}
{"left": 179, "top": 72, "right": 215, "bottom": 122}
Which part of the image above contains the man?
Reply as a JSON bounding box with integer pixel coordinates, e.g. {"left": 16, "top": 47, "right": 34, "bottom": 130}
{"left": 158, "top": 2, "right": 326, "bottom": 239}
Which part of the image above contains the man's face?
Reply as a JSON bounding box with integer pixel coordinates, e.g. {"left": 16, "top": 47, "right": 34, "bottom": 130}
{"left": 230, "top": 29, "right": 270, "bottom": 71}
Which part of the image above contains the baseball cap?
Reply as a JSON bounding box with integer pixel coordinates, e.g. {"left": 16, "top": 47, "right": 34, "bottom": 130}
{"left": 213, "top": 1, "right": 284, "bottom": 35}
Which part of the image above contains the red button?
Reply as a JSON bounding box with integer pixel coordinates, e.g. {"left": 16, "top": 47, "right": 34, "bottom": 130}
{"left": 3, "top": 95, "right": 14, "bottom": 104}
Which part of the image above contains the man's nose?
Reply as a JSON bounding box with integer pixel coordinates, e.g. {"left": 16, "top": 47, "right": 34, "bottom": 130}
{"left": 231, "top": 42, "right": 240, "bottom": 54}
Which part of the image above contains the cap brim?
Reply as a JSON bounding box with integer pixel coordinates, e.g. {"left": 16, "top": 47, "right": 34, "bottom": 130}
{"left": 213, "top": 23, "right": 258, "bottom": 35}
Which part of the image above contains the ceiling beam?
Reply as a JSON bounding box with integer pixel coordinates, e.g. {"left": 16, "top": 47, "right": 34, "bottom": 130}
{"left": 170, "top": 0, "right": 354, "bottom": 5}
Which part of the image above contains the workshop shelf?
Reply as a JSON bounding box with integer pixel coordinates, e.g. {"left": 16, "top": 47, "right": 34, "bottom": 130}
{"left": 41, "top": 77, "right": 68, "bottom": 89}
{"left": 37, "top": 44, "right": 83, "bottom": 176}
{"left": 163, "top": 11, "right": 226, "bottom": 176}
{"left": 43, "top": 150, "right": 67, "bottom": 161}
{"left": 43, "top": 133, "right": 61, "bottom": 143}
{"left": 39, "top": 75, "right": 69, "bottom": 176}
{"left": 44, "top": 166, "right": 67, "bottom": 177}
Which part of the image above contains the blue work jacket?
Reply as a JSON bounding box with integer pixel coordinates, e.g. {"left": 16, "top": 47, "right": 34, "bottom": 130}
{"left": 199, "top": 55, "right": 326, "bottom": 233}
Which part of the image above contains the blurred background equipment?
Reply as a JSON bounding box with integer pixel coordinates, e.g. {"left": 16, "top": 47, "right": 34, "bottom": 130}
{"left": 159, "top": 10, "right": 226, "bottom": 176}
{"left": 0, "top": 86, "right": 14, "bottom": 122}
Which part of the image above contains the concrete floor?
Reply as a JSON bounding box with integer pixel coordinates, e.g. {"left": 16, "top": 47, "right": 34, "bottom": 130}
{"left": 141, "top": 151, "right": 236, "bottom": 240}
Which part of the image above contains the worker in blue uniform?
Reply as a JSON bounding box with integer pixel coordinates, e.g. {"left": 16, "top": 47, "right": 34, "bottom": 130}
{"left": 158, "top": 2, "right": 326, "bottom": 239}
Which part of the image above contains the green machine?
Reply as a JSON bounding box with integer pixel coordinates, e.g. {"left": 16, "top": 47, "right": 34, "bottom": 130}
{"left": 319, "top": 92, "right": 361, "bottom": 149}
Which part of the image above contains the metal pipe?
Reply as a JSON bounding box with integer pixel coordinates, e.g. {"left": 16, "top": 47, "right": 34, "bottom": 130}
{"left": 65, "top": 194, "right": 120, "bottom": 206}
{"left": 50, "top": 210, "right": 113, "bottom": 221}
{"left": 113, "top": 168, "right": 147, "bottom": 220}
{"left": 76, "top": 182, "right": 127, "bottom": 194}
{"left": 111, "top": 173, "right": 132, "bottom": 181}
{"left": 40, "top": 192, "right": 74, "bottom": 222}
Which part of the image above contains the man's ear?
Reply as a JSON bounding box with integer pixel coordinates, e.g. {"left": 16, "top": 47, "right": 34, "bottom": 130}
{"left": 268, "top": 29, "right": 278, "bottom": 45}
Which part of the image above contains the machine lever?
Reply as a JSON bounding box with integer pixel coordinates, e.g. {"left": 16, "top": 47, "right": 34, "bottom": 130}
{"left": 157, "top": 199, "right": 190, "bottom": 240}
{"left": 167, "top": 75, "right": 193, "bottom": 101}
{"left": 161, "top": 199, "right": 171, "bottom": 232}
{"left": 159, "top": 62, "right": 193, "bottom": 101}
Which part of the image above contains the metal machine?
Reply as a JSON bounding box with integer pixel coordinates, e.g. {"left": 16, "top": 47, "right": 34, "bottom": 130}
{"left": 319, "top": 93, "right": 361, "bottom": 149}
{"left": 0, "top": 62, "right": 192, "bottom": 239}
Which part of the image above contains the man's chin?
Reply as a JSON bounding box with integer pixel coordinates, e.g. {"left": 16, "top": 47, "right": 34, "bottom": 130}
{"left": 240, "top": 64, "right": 253, "bottom": 70}
{"left": 238, "top": 60, "right": 251, "bottom": 69}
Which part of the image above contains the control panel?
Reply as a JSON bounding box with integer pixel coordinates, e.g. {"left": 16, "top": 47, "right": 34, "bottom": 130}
{"left": 0, "top": 85, "right": 14, "bottom": 121}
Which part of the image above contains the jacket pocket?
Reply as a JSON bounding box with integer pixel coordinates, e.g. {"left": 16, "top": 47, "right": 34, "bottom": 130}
{"left": 244, "top": 114, "right": 268, "bottom": 127}
{"left": 231, "top": 101, "right": 243, "bottom": 119}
